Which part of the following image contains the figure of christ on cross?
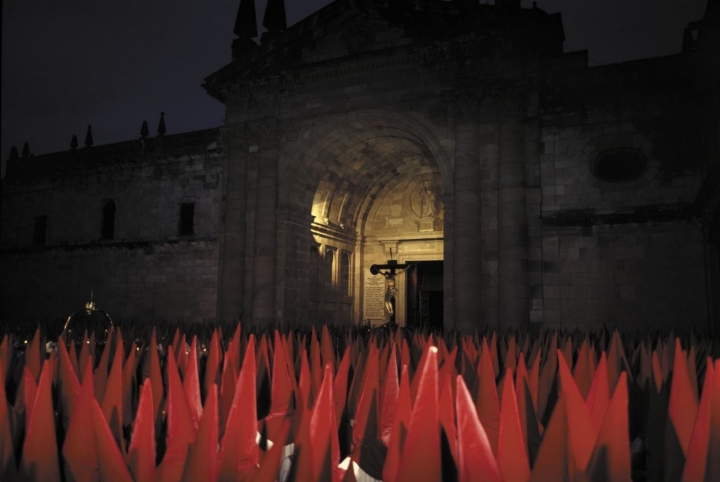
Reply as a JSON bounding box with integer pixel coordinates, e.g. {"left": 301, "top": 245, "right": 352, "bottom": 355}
{"left": 370, "top": 259, "right": 412, "bottom": 323}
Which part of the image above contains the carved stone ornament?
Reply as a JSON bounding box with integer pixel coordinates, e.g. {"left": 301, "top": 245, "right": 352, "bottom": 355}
{"left": 444, "top": 91, "right": 483, "bottom": 121}
{"left": 444, "top": 82, "right": 507, "bottom": 121}
{"left": 247, "top": 118, "right": 280, "bottom": 148}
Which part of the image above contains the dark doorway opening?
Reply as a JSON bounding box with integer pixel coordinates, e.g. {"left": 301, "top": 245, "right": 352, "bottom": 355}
{"left": 406, "top": 260, "right": 443, "bottom": 330}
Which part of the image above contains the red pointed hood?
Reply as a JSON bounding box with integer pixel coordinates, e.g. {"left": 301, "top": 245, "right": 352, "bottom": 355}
{"left": 310, "top": 363, "right": 340, "bottom": 481}
{"left": 496, "top": 367, "right": 530, "bottom": 482}
{"left": 21, "top": 360, "right": 60, "bottom": 482}
{"left": 668, "top": 338, "right": 699, "bottom": 457}
{"left": 184, "top": 336, "right": 203, "bottom": 430}
{"left": 0, "top": 359, "right": 17, "bottom": 481}
{"left": 25, "top": 328, "right": 43, "bottom": 383}
{"left": 218, "top": 335, "right": 258, "bottom": 479}
{"left": 381, "top": 364, "right": 412, "bottom": 482}
{"left": 455, "top": 374, "right": 501, "bottom": 482}
{"left": 557, "top": 348, "right": 597, "bottom": 473}
{"left": 204, "top": 329, "right": 223, "bottom": 398}
{"left": 57, "top": 338, "right": 81, "bottom": 429}
{"left": 158, "top": 349, "right": 195, "bottom": 482}
{"left": 127, "top": 379, "right": 157, "bottom": 482}
{"left": 396, "top": 346, "right": 440, "bottom": 482}
{"left": 92, "top": 398, "right": 134, "bottom": 482}
{"left": 379, "top": 342, "right": 399, "bottom": 446}
{"left": 334, "top": 346, "right": 351, "bottom": 427}
{"left": 476, "top": 336, "right": 500, "bottom": 455}
{"left": 585, "top": 372, "right": 631, "bottom": 482}
{"left": 321, "top": 324, "right": 335, "bottom": 372}
{"left": 63, "top": 362, "right": 98, "bottom": 482}
{"left": 681, "top": 359, "right": 713, "bottom": 481}
{"left": 181, "top": 384, "right": 219, "bottom": 482}
{"left": 270, "top": 333, "right": 293, "bottom": 414}
{"left": 100, "top": 332, "right": 125, "bottom": 456}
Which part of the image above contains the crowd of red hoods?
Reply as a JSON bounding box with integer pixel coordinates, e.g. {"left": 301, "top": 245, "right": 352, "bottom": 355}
{"left": 0, "top": 323, "right": 718, "bottom": 481}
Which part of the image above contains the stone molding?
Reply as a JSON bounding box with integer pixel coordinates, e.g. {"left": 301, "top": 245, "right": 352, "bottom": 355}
{"left": 220, "top": 39, "right": 505, "bottom": 103}
{"left": 247, "top": 118, "right": 282, "bottom": 149}
{"left": 311, "top": 221, "right": 357, "bottom": 245}
{"left": 277, "top": 207, "right": 315, "bottom": 230}
{"left": 0, "top": 237, "right": 220, "bottom": 255}
{"left": 444, "top": 82, "right": 530, "bottom": 123}
{"left": 541, "top": 204, "right": 696, "bottom": 228}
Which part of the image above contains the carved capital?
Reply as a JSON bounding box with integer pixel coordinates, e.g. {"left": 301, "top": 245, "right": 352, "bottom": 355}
{"left": 246, "top": 118, "right": 281, "bottom": 149}
{"left": 444, "top": 90, "right": 484, "bottom": 121}
{"left": 221, "top": 124, "right": 253, "bottom": 147}
{"left": 446, "top": 81, "right": 531, "bottom": 122}
{"left": 445, "top": 81, "right": 508, "bottom": 121}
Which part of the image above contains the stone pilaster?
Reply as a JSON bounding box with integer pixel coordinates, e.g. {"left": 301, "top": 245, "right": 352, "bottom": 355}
{"left": 450, "top": 96, "right": 484, "bottom": 332}
{"left": 216, "top": 129, "right": 248, "bottom": 324}
{"left": 275, "top": 207, "right": 316, "bottom": 327}
{"left": 498, "top": 100, "right": 529, "bottom": 328}
{"left": 249, "top": 119, "right": 280, "bottom": 326}
{"left": 442, "top": 196, "right": 455, "bottom": 329}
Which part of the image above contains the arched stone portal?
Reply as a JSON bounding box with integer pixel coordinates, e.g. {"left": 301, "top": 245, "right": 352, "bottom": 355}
{"left": 276, "top": 110, "right": 453, "bottom": 327}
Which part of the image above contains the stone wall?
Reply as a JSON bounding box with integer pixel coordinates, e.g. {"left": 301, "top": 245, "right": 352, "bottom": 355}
{"left": 0, "top": 130, "right": 224, "bottom": 322}
{"left": 537, "top": 60, "right": 711, "bottom": 331}
{"left": 541, "top": 223, "right": 708, "bottom": 331}
{"left": 0, "top": 243, "right": 218, "bottom": 322}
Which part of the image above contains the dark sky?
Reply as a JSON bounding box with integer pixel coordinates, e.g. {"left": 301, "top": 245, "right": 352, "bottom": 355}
{"left": 1, "top": 0, "right": 708, "bottom": 178}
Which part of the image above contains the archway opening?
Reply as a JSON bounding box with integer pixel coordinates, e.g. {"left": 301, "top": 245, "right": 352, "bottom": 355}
{"left": 286, "top": 122, "right": 447, "bottom": 326}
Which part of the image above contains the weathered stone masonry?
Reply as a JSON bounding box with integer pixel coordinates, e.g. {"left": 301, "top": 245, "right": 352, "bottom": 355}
{"left": 1, "top": 130, "right": 224, "bottom": 321}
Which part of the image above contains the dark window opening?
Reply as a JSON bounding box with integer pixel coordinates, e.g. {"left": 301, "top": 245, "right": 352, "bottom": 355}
{"left": 324, "top": 249, "right": 334, "bottom": 292}
{"left": 340, "top": 252, "right": 351, "bottom": 296}
{"left": 34, "top": 216, "right": 47, "bottom": 246}
{"left": 179, "top": 203, "right": 195, "bottom": 235}
{"left": 594, "top": 148, "right": 647, "bottom": 182}
{"left": 101, "top": 200, "right": 116, "bottom": 240}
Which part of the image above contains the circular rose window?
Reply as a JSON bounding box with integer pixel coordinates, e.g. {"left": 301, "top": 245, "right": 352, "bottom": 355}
{"left": 593, "top": 147, "right": 647, "bottom": 182}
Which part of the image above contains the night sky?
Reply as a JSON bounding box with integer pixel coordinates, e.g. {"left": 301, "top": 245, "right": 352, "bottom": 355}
{"left": 1, "top": 0, "right": 708, "bottom": 178}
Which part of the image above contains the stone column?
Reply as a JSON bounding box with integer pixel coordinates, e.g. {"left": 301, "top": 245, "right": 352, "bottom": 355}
{"left": 498, "top": 101, "right": 529, "bottom": 328}
{"left": 250, "top": 120, "right": 280, "bottom": 326}
{"left": 216, "top": 129, "right": 248, "bottom": 324}
{"left": 452, "top": 108, "right": 483, "bottom": 332}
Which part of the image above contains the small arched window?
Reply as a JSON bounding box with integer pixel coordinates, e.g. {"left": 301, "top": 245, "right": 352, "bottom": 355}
{"left": 593, "top": 148, "right": 647, "bottom": 182}
{"left": 101, "top": 200, "right": 116, "bottom": 240}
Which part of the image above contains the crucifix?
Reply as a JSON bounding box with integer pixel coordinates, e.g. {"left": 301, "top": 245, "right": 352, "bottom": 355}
{"left": 370, "top": 253, "right": 412, "bottom": 323}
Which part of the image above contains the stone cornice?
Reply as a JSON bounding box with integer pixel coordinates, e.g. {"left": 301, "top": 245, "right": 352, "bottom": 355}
{"left": 541, "top": 204, "right": 698, "bottom": 228}
{"left": 276, "top": 207, "right": 315, "bottom": 229}
{"left": 311, "top": 221, "right": 357, "bottom": 245}
{"left": 3, "top": 154, "right": 225, "bottom": 190}
{"left": 5, "top": 129, "right": 224, "bottom": 184}
{"left": 0, "top": 237, "right": 220, "bottom": 255}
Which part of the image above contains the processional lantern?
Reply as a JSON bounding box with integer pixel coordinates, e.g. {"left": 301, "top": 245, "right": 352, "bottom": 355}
{"left": 62, "top": 290, "right": 113, "bottom": 344}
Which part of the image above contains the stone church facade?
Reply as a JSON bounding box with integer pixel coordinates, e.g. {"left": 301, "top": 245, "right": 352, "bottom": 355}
{"left": 2, "top": 0, "right": 719, "bottom": 333}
